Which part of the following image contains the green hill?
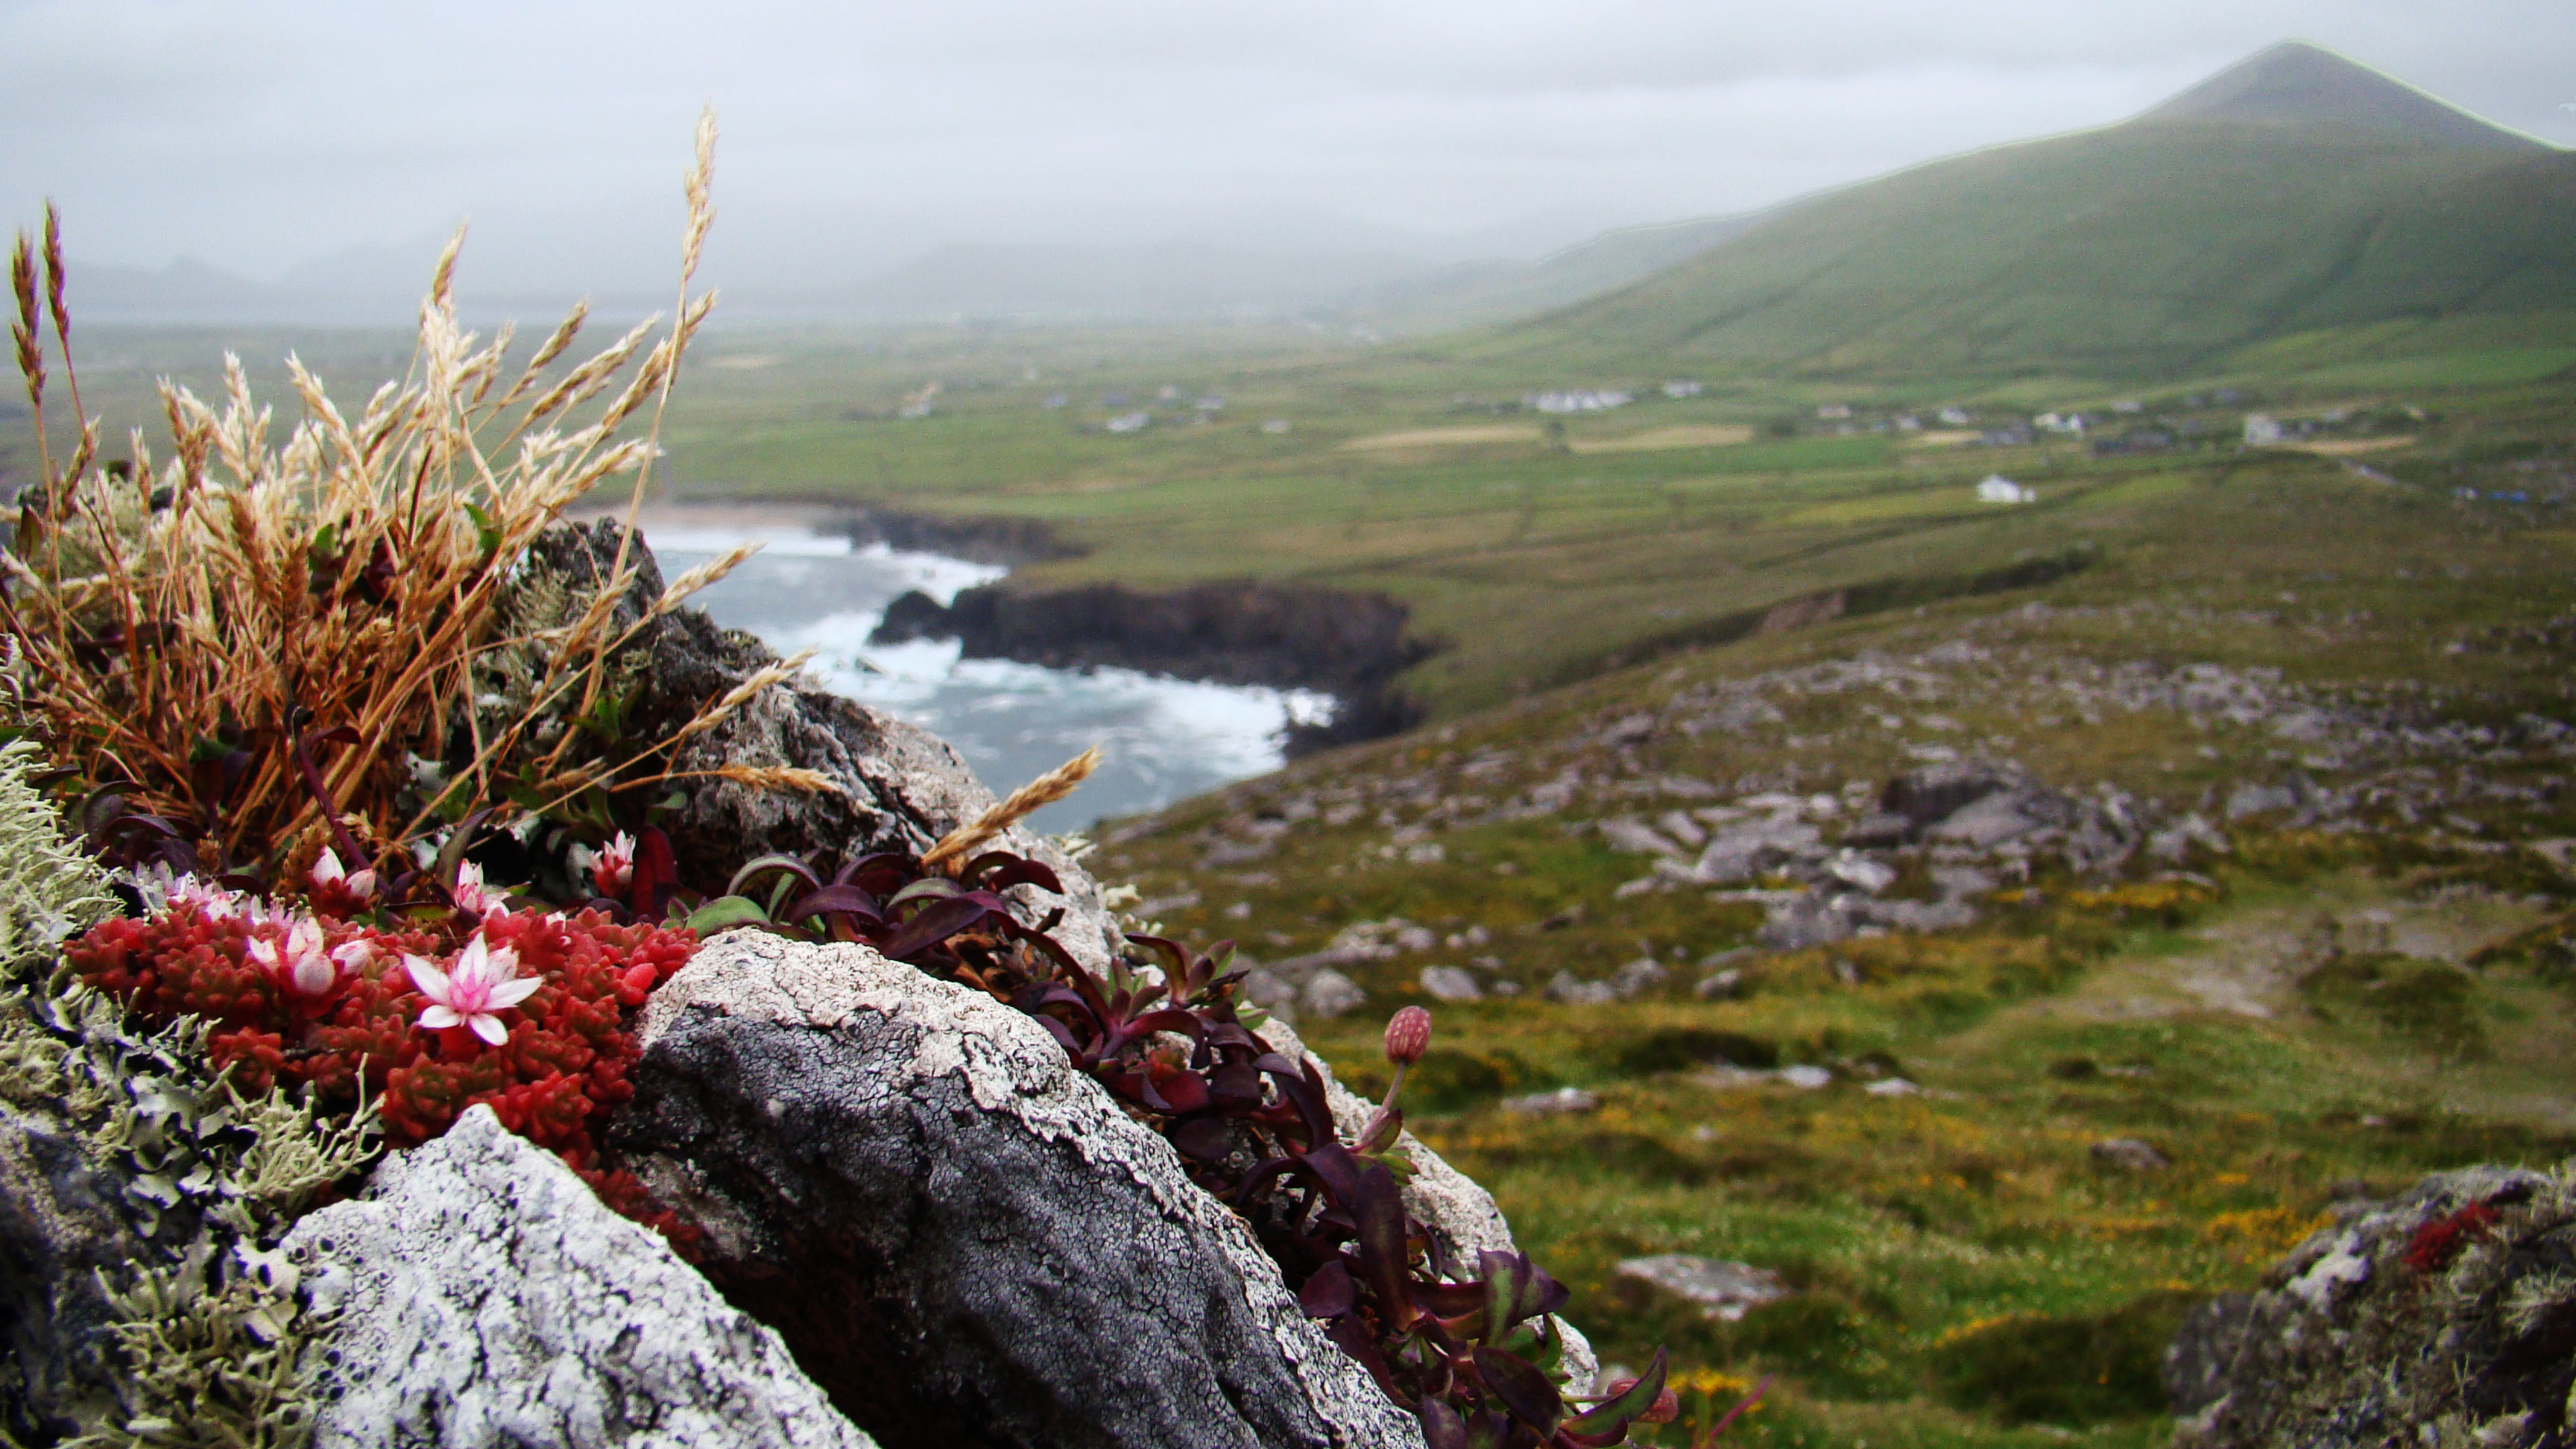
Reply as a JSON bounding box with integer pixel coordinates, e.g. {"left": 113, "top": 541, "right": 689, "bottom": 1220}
{"left": 1475, "top": 42, "right": 2574, "bottom": 384}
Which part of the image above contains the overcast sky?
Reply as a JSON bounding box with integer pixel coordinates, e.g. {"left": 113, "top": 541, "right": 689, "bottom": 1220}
{"left": 6, "top": 0, "right": 2571, "bottom": 291}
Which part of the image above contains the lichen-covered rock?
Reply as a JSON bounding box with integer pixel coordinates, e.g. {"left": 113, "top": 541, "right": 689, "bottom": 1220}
{"left": 0, "top": 1099, "right": 151, "bottom": 1439}
{"left": 2171, "top": 1162, "right": 2576, "bottom": 1449}
{"left": 616, "top": 932, "right": 1424, "bottom": 1449}
{"left": 287, "top": 1105, "right": 873, "bottom": 1449}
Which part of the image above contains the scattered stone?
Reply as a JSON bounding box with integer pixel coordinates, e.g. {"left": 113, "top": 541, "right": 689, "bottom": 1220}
{"left": 1854, "top": 897, "right": 1980, "bottom": 933}
{"left": 1610, "top": 957, "right": 1670, "bottom": 997}
{"left": 1882, "top": 760, "right": 2021, "bottom": 830}
{"left": 1418, "top": 965, "right": 1484, "bottom": 1003}
{"left": 1756, "top": 891, "right": 1857, "bottom": 952}
{"left": 1600, "top": 818, "right": 1685, "bottom": 856}
{"left": 1694, "top": 967, "right": 1746, "bottom": 1000}
{"left": 1502, "top": 1087, "right": 1600, "bottom": 1115}
{"left": 2091, "top": 1137, "right": 2171, "bottom": 1172}
{"left": 1238, "top": 967, "right": 1299, "bottom": 1020}
{"left": 1778, "top": 1065, "right": 1834, "bottom": 1090}
{"left": 1825, "top": 851, "right": 1897, "bottom": 894}
{"left": 1544, "top": 970, "right": 1618, "bottom": 1006}
{"left": 1301, "top": 968, "right": 1367, "bottom": 1020}
{"left": 1862, "top": 1078, "right": 1920, "bottom": 1096}
{"left": 1613, "top": 1256, "right": 1793, "bottom": 1322}
{"left": 2225, "top": 783, "right": 2298, "bottom": 821}
{"left": 291, "top": 1106, "right": 875, "bottom": 1449}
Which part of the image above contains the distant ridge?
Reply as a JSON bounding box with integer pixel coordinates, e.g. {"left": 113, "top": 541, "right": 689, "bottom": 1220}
{"left": 2139, "top": 40, "right": 2544, "bottom": 151}
{"left": 1474, "top": 40, "right": 2576, "bottom": 379}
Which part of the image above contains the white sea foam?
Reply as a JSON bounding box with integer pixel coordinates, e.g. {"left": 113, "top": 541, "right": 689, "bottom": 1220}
{"left": 651, "top": 527, "right": 1325, "bottom": 828}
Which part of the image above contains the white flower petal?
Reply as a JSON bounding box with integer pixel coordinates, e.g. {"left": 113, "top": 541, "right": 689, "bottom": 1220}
{"left": 291, "top": 955, "right": 335, "bottom": 997}
{"left": 417, "top": 1004, "right": 462, "bottom": 1030}
{"left": 468, "top": 1013, "right": 509, "bottom": 1046}
{"left": 486, "top": 976, "right": 543, "bottom": 1011}
{"left": 404, "top": 954, "right": 452, "bottom": 1005}
{"left": 312, "top": 848, "right": 344, "bottom": 885}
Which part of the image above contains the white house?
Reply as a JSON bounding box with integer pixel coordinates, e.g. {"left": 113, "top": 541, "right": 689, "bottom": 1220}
{"left": 1938, "top": 406, "right": 1972, "bottom": 426}
{"left": 1662, "top": 379, "right": 1705, "bottom": 399}
{"left": 1976, "top": 475, "right": 2037, "bottom": 504}
{"left": 2243, "top": 413, "right": 2284, "bottom": 446}
{"left": 1105, "top": 411, "right": 1152, "bottom": 435}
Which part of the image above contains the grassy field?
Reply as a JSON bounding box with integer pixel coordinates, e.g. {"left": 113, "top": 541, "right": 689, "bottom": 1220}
{"left": 1078, "top": 535, "right": 2576, "bottom": 1442}
{"left": 8, "top": 309, "right": 2574, "bottom": 1443}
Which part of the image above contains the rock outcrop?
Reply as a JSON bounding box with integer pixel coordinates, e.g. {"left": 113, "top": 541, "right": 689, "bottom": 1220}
{"left": 288, "top": 1105, "right": 874, "bottom": 1449}
{"left": 528, "top": 519, "right": 1120, "bottom": 973}
{"left": 615, "top": 932, "right": 1425, "bottom": 1449}
{"left": 870, "top": 578, "right": 1436, "bottom": 754}
{"left": 2169, "top": 1163, "right": 2576, "bottom": 1448}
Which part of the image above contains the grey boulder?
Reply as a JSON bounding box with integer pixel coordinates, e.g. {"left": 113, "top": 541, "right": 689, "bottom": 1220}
{"left": 2174, "top": 1164, "right": 2576, "bottom": 1448}
{"left": 613, "top": 932, "right": 1424, "bottom": 1449}
{"left": 288, "top": 1105, "right": 872, "bottom": 1449}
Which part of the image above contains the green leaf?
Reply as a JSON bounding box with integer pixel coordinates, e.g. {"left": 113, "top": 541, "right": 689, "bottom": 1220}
{"left": 461, "top": 500, "right": 502, "bottom": 555}
{"left": 685, "top": 895, "right": 773, "bottom": 933}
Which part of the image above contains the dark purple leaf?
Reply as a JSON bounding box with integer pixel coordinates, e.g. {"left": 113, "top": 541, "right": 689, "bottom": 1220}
{"left": 724, "top": 853, "right": 821, "bottom": 900}
{"left": 1417, "top": 1396, "right": 1468, "bottom": 1449}
{"left": 1169, "top": 1117, "right": 1234, "bottom": 1164}
{"left": 877, "top": 894, "right": 992, "bottom": 959}
{"left": 1298, "top": 1259, "right": 1357, "bottom": 1319}
{"left": 781, "top": 884, "right": 883, "bottom": 925}
{"left": 1352, "top": 1164, "right": 1412, "bottom": 1329}
{"left": 973, "top": 856, "right": 1064, "bottom": 894}
{"left": 1141, "top": 1067, "right": 1210, "bottom": 1115}
{"left": 1325, "top": 1315, "right": 1406, "bottom": 1406}
{"left": 1470, "top": 1346, "right": 1562, "bottom": 1436}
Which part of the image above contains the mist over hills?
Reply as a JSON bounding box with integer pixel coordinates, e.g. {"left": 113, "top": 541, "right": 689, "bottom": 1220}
{"left": 58, "top": 40, "right": 2569, "bottom": 356}
{"left": 1482, "top": 41, "right": 2572, "bottom": 380}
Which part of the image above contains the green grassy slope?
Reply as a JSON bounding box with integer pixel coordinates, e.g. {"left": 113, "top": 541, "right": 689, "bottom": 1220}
{"left": 1480, "top": 124, "right": 2570, "bottom": 382}
{"left": 1472, "top": 42, "right": 2570, "bottom": 384}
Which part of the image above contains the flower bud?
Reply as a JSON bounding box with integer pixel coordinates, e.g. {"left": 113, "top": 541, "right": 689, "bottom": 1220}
{"left": 1600, "top": 1380, "right": 1682, "bottom": 1424}
{"left": 1383, "top": 1005, "right": 1432, "bottom": 1066}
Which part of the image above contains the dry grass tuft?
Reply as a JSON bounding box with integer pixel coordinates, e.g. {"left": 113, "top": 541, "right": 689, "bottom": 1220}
{"left": 922, "top": 745, "right": 1102, "bottom": 872}
{"left": 0, "top": 111, "right": 765, "bottom": 871}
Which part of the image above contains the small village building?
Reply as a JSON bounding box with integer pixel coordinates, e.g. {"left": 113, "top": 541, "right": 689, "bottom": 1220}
{"left": 1976, "top": 475, "right": 2037, "bottom": 504}
{"left": 2243, "top": 413, "right": 2285, "bottom": 446}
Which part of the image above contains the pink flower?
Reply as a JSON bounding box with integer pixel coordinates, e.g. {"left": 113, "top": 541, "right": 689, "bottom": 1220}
{"left": 592, "top": 832, "right": 636, "bottom": 897}
{"left": 450, "top": 862, "right": 510, "bottom": 920}
{"left": 247, "top": 915, "right": 363, "bottom": 1000}
{"left": 402, "top": 933, "right": 542, "bottom": 1046}
{"left": 310, "top": 846, "right": 378, "bottom": 903}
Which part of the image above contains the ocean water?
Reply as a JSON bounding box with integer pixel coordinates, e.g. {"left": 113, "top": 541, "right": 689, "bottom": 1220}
{"left": 645, "top": 525, "right": 1330, "bottom": 833}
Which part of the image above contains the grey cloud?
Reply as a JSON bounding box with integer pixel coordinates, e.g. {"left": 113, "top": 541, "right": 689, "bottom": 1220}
{"left": 3, "top": 0, "right": 2568, "bottom": 287}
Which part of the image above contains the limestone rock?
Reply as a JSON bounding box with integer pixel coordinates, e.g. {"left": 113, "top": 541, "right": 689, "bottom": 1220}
{"left": 0, "top": 1100, "right": 152, "bottom": 1438}
{"left": 2174, "top": 1164, "right": 2576, "bottom": 1448}
{"left": 1301, "top": 967, "right": 1367, "bottom": 1020}
{"left": 2090, "top": 1137, "right": 2171, "bottom": 1172}
{"left": 288, "top": 1105, "right": 871, "bottom": 1449}
{"left": 1614, "top": 1256, "right": 1792, "bottom": 1322}
{"left": 1418, "top": 965, "right": 1484, "bottom": 1002}
{"left": 615, "top": 932, "right": 1424, "bottom": 1449}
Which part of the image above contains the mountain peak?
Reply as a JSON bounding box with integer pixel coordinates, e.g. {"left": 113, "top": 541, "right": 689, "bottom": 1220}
{"left": 2138, "top": 40, "right": 2540, "bottom": 151}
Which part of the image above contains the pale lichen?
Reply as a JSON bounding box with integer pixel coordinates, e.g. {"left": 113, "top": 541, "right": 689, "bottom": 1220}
{"left": 0, "top": 745, "right": 378, "bottom": 1448}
